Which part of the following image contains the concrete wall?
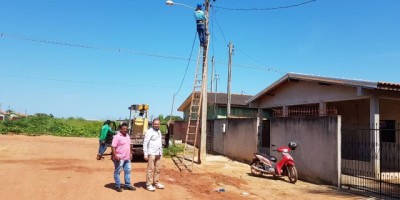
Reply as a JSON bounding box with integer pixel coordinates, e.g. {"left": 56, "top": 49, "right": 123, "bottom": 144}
{"left": 380, "top": 98, "right": 400, "bottom": 144}
{"left": 172, "top": 120, "right": 201, "bottom": 147}
{"left": 172, "top": 121, "right": 188, "bottom": 141}
{"left": 328, "top": 99, "right": 370, "bottom": 124}
{"left": 172, "top": 120, "right": 213, "bottom": 152}
{"left": 270, "top": 116, "right": 341, "bottom": 186}
{"left": 213, "top": 118, "right": 258, "bottom": 163}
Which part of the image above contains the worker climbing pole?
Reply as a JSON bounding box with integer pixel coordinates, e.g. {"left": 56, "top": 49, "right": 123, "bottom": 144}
{"left": 194, "top": 3, "right": 206, "bottom": 47}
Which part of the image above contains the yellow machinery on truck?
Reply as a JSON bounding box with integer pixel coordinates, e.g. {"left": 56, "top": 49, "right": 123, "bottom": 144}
{"left": 127, "top": 104, "right": 170, "bottom": 158}
{"left": 128, "top": 104, "right": 149, "bottom": 156}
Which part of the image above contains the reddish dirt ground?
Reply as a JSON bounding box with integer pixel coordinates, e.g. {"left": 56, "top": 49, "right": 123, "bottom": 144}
{"left": 0, "top": 135, "right": 366, "bottom": 200}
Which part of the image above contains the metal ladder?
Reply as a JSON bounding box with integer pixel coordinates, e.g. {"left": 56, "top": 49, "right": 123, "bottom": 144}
{"left": 179, "top": 45, "right": 206, "bottom": 171}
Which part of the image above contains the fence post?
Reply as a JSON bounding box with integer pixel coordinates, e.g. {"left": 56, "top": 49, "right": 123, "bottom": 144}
{"left": 370, "top": 97, "right": 380, "bottom": 179}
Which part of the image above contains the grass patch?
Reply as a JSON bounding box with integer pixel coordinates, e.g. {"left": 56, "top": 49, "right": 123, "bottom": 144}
{"left": 163, "top": 144, "right": 185, "bottom": 158}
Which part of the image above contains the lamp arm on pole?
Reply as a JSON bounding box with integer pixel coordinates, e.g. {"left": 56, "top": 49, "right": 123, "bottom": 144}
{"left": 166, "top": 1, "right": 195, "bottom": 9}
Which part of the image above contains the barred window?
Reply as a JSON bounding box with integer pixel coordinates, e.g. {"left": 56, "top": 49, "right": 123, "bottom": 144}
{"left": 380, "top": 120, "right": 396, "bottom": 143}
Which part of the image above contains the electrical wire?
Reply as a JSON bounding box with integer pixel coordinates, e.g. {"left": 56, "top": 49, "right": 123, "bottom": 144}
{"left": 212, "top": 0, "right": 317, "bottom": 11}
{"left": 0, "top": 32, "right": 282, "bottom": 74}
{"left": 0, "top": 74, "right": 176, "bottom": 89}
{"left": 236, "top": 49, "right": 285, "bottom": 74}
{"left": 211, "top": 13, "right": 228, "bottom": 46}
{"left": 175, "top": 31, "right": 198, "bottom": 96}
{"left": 0, "top": 32, "right": 190, "bottom": 61}
{"left": 209, "top": 11, "right": 284, "bottom": 74}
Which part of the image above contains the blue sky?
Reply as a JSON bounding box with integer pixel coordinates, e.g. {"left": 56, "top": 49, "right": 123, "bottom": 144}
{"left": 0, "top": 0, "right": 399, "bottom": 120}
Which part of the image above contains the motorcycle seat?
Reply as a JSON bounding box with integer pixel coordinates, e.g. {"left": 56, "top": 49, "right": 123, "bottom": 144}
{"left": 258, "top": 153, "right": 277, "bottom": 163}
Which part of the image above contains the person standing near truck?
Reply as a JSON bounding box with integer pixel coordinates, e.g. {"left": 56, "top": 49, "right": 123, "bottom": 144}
{"left": 97, "top": 120, "right": 114, "bottom": 160}
{"left": 111, "top": 123, "right": 136, "bottom": 192}
{"left": 143, "top": 118, "right": 165, "bottom": 191}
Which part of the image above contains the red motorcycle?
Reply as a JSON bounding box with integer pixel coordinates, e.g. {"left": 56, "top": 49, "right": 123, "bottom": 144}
{"left": 250, "top": 142, "right": 298, "bottom": 183}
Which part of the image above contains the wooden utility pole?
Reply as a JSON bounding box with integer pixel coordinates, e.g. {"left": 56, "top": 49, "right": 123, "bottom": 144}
{"left": 199, "top": 0, "right": 210, "bottom": 163}
{"left": 227, "top": 42, "right": 234, "bottom": 118}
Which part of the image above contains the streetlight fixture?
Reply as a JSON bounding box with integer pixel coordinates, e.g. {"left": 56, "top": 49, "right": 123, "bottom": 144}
{"left": 165, "top": 0, "right": 195, "bottom": 9}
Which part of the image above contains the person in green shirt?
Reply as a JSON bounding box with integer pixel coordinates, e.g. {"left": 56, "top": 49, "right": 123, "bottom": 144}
{"left": 97, "top": 120, "right": 115, "bottom": 160}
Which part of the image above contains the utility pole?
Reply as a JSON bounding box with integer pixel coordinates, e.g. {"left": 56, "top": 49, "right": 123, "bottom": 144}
{"left": 227, "top": 42, "right": 234, "bottom": 118}
{"left": 214, "top": 74, "right": 219, "bottom": 119}
{"left": 210, "top": 56, "right": 215, "bottom": 93}
{"left": 199, "top": 0, "right": 210, "bottom": 163}
{"left": 168, "top": 93, "right": 176, "bottom": 124}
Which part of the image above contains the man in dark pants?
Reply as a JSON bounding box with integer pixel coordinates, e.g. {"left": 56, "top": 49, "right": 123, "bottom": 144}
{"left": 97, "top": 120, "right": 114, "bottom": 160}
{"left": 194, "top": 3, "right": 206, "bottom": 47}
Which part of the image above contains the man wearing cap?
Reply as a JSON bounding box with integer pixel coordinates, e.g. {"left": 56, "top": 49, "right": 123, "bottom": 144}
{"left": 194, "top": 3, "right": 206, "bottom": 47}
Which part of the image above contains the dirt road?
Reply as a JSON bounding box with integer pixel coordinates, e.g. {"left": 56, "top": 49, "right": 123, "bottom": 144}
{"left": 0, "top": 135, "right": 364, "bottom": 200}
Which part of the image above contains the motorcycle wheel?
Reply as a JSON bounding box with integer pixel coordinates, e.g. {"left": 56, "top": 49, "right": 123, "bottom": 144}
{"left": 287, "top": 165, "right": 298, "bottom": 184}
{"left": 250, "top": 160, "right": 262, "bottom": 176}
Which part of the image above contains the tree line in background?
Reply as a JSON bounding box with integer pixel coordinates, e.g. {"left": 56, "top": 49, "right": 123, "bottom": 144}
{"left": 0, "top": 113, "right": 183, "bottom": 137}
{"left": 0, "top": 113, "right": 102, "bottom": 137}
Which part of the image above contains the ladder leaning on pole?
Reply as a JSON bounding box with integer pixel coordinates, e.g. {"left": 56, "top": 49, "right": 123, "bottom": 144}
{"left": 178, "top": 45, "right": 206, "bottom": 171}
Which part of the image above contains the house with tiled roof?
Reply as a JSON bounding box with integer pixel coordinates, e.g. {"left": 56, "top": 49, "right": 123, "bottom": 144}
{"left": 177, "top": 92, "right": 257, "bottom": 120}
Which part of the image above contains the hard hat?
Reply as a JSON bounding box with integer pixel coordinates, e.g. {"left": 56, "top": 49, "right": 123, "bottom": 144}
{"left": 197, "top": 3, "right": 202, "bottom": 8}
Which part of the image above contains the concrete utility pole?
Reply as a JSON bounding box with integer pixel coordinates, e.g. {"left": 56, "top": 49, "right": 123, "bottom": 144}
{"left": 199, "top": 0, "right": 211, "bottom": 163}
{"left": 214, "top": 74, "right": 219, "bottom": 119}
{"left": 227, "top": 42, "right": 234, "bottom": 118}
{"left": 210, "top": 56, "right": 215, "bottom": 93}
{"left": 168, "top": 93, "right": 176, "bottom": 124}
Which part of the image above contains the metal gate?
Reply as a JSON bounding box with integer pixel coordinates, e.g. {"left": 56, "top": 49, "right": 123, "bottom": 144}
{"left": 341, "top": 124, "right": 400, "bottom": 199}
{"left": 257, "top": 120, "right": 270, "bottom": 155}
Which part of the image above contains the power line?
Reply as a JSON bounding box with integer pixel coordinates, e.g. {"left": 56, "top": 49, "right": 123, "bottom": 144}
{"left": 209, "top": 11, "right": 284, "bottom": 74}
{"left": 0, "top": 32, "right": 282, "bottom": 74}
{"left": 211, "top": 11, "right": 228, "bottom": 46}
{"left": 211, "top": 0, "right": 317, "bottom": 11}
{"left": 0, "top": 32, "right": 190, "bottom": 61}
{"left": 0, "top": 74, "right": 176, "bottom": 89}
{"left": 175, "top": 31, "right": 198, "bottom": 96}
{"left": 236, "top": 49, "right": 285, "bottom": 74}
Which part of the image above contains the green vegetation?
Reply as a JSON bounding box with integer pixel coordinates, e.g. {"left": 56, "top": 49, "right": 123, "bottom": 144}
{"left": 163, "top": 143, "right": 185, "bottom": 158}
{"left": 0, "top": 113, "right": 184, "bottom": 138}
{"left": 0, "top": 113, "right": 102, "bottom": 137}
{"left": 157, "top": 114, "right": 182, "bottom": 134}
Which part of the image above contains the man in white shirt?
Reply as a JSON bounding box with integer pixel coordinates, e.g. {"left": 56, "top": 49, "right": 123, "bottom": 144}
{"left": 143, "top": 118, "right": 165, "bottom": 191}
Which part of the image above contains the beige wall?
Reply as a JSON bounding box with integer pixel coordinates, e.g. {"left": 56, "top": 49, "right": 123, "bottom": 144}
{"left": 213, "top": 118, "right": 258, "bottom": 163}
{"left": 255, "top": 81, "right": 366, "bottom": 108}
{"left": 380, "top": 98, "right": 400, "bottom": 123}
{"left": 172, "top": 120, "right": 201, "bottom": 147}
{"left": 270, "top": 116, "right": 341, "bottom": 186}
{"left": 328, "top": 99, "right": 370, "bottom": 124}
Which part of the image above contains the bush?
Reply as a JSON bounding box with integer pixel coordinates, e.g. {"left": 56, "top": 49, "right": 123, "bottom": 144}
{"left": 163, "top": 144, "right": 185, "bottom": 158}
{"left": 0, "top": 115, "right": 103, "bottom": 137}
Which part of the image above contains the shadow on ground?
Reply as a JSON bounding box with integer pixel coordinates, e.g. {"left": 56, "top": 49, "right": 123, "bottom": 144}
{"left": 133, "top": 181, "right": 147, "bottom": 189}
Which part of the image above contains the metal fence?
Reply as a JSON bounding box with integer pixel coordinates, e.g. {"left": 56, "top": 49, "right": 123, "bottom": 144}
{"left": 341, "top": 123, "right": 400, "bottom": 199}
